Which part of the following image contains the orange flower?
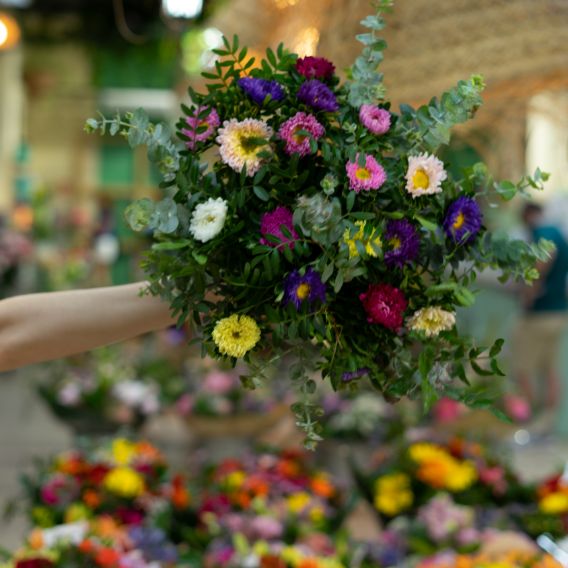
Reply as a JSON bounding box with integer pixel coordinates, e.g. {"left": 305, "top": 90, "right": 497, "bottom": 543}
{"left": 277, "top": 458, "right": 301, "bottom": 479}
{"left": 83, "top": 489, "right": 102, "bottom": 509}
{"left": 57, "top": 455, "right": 85, "bottom": 476}
{"left": 297, "top": 560, "right": 321, "bottom": 568}
{"left": 28, "top": 529, "right": 44, "bottom": 550}
{"left": 246, "top": 475, "right": 270, "bottom": 497}
{"left": 171, "top": 475, "right": 191, "bottom": 509}
{"left": 93, "top": 516, "right": 123, "bottom": 540}
{"left": 135, "top": 441, "right": 163, "bottom": 462}
{"left": 261, "top": 556, "right": 286, "bottom": 568}
{"left": 78, "top": 539, "right": 96, "bottom": 554}
{"left": 233, "top": 491, "right": 251, "bottom": 509}
{"left": 310, "top": 474, "right": 335, "bottom": 499}
{"left": 95, "top": 547, "right": 121, "bottom": 567}
{"left": 417, "top": 460, "right": 452, "bottom": 489}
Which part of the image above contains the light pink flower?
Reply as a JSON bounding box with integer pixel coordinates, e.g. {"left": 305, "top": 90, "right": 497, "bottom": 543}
{"left": 203, "top": 371, "right": 236, "bottom": 395}
{"left": 359, "top": 104, "right": 391, "bottom": 135}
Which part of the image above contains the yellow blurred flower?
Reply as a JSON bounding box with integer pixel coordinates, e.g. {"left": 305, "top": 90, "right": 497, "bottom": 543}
{"left": 374, "top": 472, "right": 413, "bottom": 516}
{"left": 103, "top": 467, "right": 145, "bottom": 498}
{"left": 65, "top": 503, "right": 91, "bottom": 523}
{"left": 224, "top": 470, "right": 246, "bottom": 490}
{"left": 409, "top": 442, "right": 449, "bottom": 463}
{"left": 112, "top": 438, "right": 137, "bottom": 466}
{"left": 540, "top": 492, "right": 568, "bottom": 514}
{"left": 287, "top": 492, "right": 312, "bottom": 514}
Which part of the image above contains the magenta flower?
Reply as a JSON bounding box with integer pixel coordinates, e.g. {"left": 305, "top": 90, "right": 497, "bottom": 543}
{"left": 279, "top": 112, "right": 325, "bottom": 156}
{"left": 346, "top": 154, "right": 387, "bottom": 193}
{"left": 359, "top": 104, "right": 391, "bottom": 135}
{"left": 260, "top": 206, "right": 298, "bottom": 249}
{"left": 295, "top": 56, "right": 335, "bottom": 80}
{"left": 180, "top": 106, "right": 220, "bottom": 150}
{"left": 359, "top": 283, "right": 407, "bottom": 330}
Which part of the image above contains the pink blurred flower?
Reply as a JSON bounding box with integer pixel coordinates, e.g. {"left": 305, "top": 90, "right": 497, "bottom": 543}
{"left": 41, "top": 474, "right": 79, "bottom": 506}
{"left": 504, "top": 394, "right": 531, "bottom": 423}
{"left": 176, "top": 394, "right": 194, "bottom": 416}
{"left": 433, "top": 397, "right": 466, "bottom": 424}
{"left": 479, "top": 465, "right": 507, "bottom": 495}
{"left": 250, "top": 515, "right": 283, "bottom": 540}
{"left": 203, "top": 371, "right": 236, "bottom": 395}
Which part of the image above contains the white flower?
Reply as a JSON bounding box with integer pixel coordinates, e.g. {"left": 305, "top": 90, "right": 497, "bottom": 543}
{"left": 405, "top": 152, "right": 447, "bottom": 198}
{"left": 189, "top": 197, "right": 228, "bottom": 243}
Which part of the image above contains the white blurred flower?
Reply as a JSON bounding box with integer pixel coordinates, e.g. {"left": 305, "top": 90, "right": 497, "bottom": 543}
{"left": 189, "top": 197, "right": 228, "bottom": 243}
{"left": 113, "top": 380, "right": 152, "bottom": 408}
{"left": 57, "top": 382, "right": 82, "bottom": 406}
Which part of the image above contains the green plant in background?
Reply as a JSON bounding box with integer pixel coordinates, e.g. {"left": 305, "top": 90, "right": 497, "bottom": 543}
{"left": 85, "top": 0, "right": 553, "bottom": 448}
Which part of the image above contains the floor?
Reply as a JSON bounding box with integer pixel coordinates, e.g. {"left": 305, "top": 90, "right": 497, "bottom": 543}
{"left": 2, "top": 366, "right": 568, "bottom": 550}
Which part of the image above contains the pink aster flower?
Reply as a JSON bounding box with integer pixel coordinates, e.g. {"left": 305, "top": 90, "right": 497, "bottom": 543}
{"left": 359, "top": 104, "right": 391, "bottom": 135}
{"left": 346, "top": 154, "right": 387, "bottom": 192}
{"left": 260, "top": 206, "right": 298, "bottom": 249}
{"left": 359, "top": 283, "right": 407, "bottom": 330}
{"left": 279, "top": 112, "right": 325, "bottom": 156}
{"left": 181, "top": 106, "right": 220, "bottom": 150}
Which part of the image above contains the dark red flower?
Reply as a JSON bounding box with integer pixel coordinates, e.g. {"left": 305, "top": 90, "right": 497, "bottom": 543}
{"left": 359, "top": 283, "right": 407, "bottom": 330}
{"left": 15, "top": 559, "right": 55, "bottom": 568}
{"left": 295, "top": 56, "right": 335, "bottom": 80}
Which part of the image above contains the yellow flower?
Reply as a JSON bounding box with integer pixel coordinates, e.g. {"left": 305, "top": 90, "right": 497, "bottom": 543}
{"left": 309, "top": 505, "right": 325, "bottom": 523}
{"left": 212, "top": 314, "right": 261, "bottom": 358}
{"left": 409, "top": 442, "right": 449, "bottom": 463}
{"left": 374, "top": 472, "right": 413, "bottom": 516}
{"left": 540, "top": 492, "right": 568, "bottom": 514}
{"left": 103, "top": 466, "right": 145, "bottom": 498}
{"left": 112, "top": 438, "right": 137, "bottom": 465}
{"left": 407, "top": 306, "right": 456, "bottom": 337}
{"left": 343, "top": 221, "right": 382, "bottom": 258}
{"left": 445, "top": 460, "right": 478, "bottom": 492}
{"left": 287, "top": 492, "right": 311, "bottom": 514}
{"left": 31, "top": 506, "right": 54, "bottom": 528}
{"left": 224, "top": 470, "right": 246, "bottom": 490}
{"left": 65, "top": 503, "right": 91, "bottom": 523}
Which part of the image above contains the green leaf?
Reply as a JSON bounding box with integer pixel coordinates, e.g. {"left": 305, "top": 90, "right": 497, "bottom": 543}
{"left": 152, "top": 240, "right": 192, "bottom": 251}
{"left": 415, "top": 215, "right": 438, "bottom": 231}
{"left": 253, "top": 186, "right": 270, "bottom": 201}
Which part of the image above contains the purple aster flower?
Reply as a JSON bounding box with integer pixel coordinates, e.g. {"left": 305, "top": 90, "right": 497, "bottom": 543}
{"left": 279, "top": 112, "right": 325, "bottom": 156}
{"left": 260, "top": 206, "right": 298, "bottom": 249}
{"left": 342, "top": 367, "right": 370, "bottom": 383}
{"left": 283, "top": 267, "right": 326, "bottom": 310}
{"left": 181, "top": 106, "right": 220, "bottom": 150}
{"left": 297, "top": 79, "right": 339, "bottom": 112}
{"left": 384, "top": 219, "right": 420, "bottom": 268}
{"left": 443, "top": 195, "right": 483, "bottom": 244}
{"left": 238, "top": 77, "right": 285, "bottom": 105}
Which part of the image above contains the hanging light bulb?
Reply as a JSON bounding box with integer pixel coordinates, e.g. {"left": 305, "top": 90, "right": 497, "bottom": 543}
{"left": 0, "top": 12, "right": 20, "bottom": 51}
{"left": 162, "top": 0, "right": 203, "bottom": 19}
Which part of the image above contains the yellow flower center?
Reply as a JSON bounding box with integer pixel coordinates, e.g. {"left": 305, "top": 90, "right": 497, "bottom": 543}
{"left": 292, "top": 125, "right": 308, "bottom": 144}
{"left": 389, "top": 237, "right": 401, "bottom": 250}
{"left": 412, "top": 168, "right": 430, "bottom": 189}
{"left": 296, "top": 282, "right": 311, "bottom": 300}
{"left": 453, "top": 212, "right": 465, "bottom": 230}
{"left": 355, "top": 167, "right": 371, "bottom": 180}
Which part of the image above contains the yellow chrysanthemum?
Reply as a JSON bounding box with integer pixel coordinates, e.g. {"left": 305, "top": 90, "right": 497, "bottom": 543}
{"left": 111, "top": 438, "right": 137, "bottom": 465}
{"left": 374, "top": 472, "right": 414, "bottom": 516}
{"left": 343, "top": 221, "right": 381, "bottom": 258}
{"left": 444, "top": 460, "right": 478, "bottom": 492}
{"left": 103, "top": 466, "right": 145, "bottom": 498}
{"left": 212, "top": 314, "right": 261, "bottom": 358}
{"left": 407, "top": 306, "right": 456, "bottom": 337}
{"left": 540, "top": 492, "right": 568, "bottom": 514}
{"left": 216, "top": 118, "right": 273, "bottom": 176}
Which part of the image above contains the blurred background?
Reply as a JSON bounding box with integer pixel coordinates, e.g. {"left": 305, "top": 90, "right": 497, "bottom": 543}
{"left": 1, "top": 0, "right": 568, "bottom": 552}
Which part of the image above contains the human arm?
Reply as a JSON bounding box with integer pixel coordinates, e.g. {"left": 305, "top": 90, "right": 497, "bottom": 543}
{"left": 0, "top": 282, "right": 176, "bottom": 372}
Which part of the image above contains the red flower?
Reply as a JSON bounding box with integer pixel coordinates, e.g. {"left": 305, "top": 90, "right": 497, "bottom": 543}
{"left": 359, "top": 283, "right": 407, "bottom": 330}
{"left": 15, "top": 560, "right": 54, "bottom": 568}
{"left": 295, "top": 56, "right": 335, "bottom": 80}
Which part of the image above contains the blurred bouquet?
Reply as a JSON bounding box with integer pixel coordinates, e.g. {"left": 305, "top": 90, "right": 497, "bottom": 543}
{"left": 2, "top": 516, "right": 179, "bottom": 568}
{"left": 36, "top": 345, "right": 180, "bottom": 436}
{"left": 8, "top": 438, "right": 189, "bottom": 531}
{"left": 355, "top": 438, "right": 527, "bottom": 525}
{"left": 86, "top": 1, "right": 552, "bottom": 446}
{"left": 415, "top": 548, "right": 560, "bottom": 568}
{"left": 189, "top": 450, "right": 349, "bottom": 565}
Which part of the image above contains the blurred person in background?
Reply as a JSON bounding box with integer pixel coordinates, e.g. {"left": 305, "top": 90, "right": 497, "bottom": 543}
{"left": 512, "top": 202, "right": 568, "bottom": 431}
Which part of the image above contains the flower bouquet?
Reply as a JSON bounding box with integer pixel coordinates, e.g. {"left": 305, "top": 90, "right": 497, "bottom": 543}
{"left": 182, "top": 449, "right": 350, "bottom": 562}
{"left": 7, "top": 438, "right": 188, "bottom": 531}
{"left": 2, "top": 517, "right": 180, "bottom": 568}
{"left": 86, "top": 0, "right": 553, "bottom": 445}
{"left": 36, "top": 345, "right": 176, "bottom": 437}
{"left": 354, "top": 438, "right": 528, "bottom": 526}
{"left": 176, "top": 358, "right": 290, "bottom": 439}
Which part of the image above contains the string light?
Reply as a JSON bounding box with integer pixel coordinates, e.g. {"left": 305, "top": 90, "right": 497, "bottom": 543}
{"left": 163, "top": 0, "right": 203, "bottom": 19}
{"left": 0, "top": 12, "right": 20, "bottom": 51}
